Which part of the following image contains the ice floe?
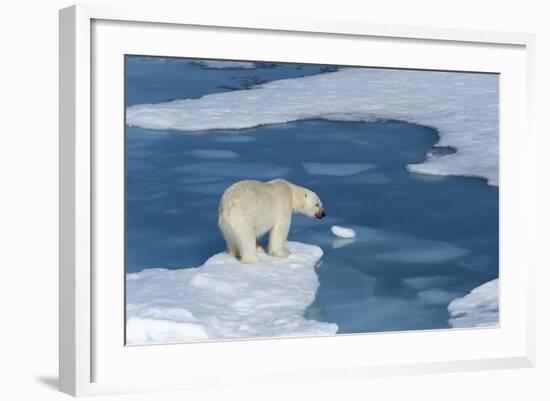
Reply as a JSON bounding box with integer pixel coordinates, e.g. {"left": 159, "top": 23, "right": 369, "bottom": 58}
{"left": 194, "top": 60, "right": 257, "bottom": 69}
{"left": 302, "top": 162, "right": 376, "bottom": 176}
{"left": 331, "top": 225, "right": 356, "bottom": 239}
{"left": 186, "top": 149, "right": 239, "bottom": 159}
{"left": 127, "top": 68, "right": 499, "bottom": 185}
{"left": 172, "top": 161, "right": 291, "bottom": 179}
{"left": 447, "top": 278, "right": 499, "bottom": 328}
{"left": 342, "top": 172, "right": 393, "bottom": 185}
{"left": 375, "top": 244, "right": 469, "bottom": 263}
{"left": 126, "top": 241, "right": 338, "bottom": 344}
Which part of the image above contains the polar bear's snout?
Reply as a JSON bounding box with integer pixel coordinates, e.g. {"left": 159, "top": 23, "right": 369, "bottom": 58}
{"left": 315, "top": 208, "right": 326, "bottom": 219}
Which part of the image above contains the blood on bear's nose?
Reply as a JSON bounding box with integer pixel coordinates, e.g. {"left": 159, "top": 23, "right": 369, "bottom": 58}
{"left": 316, "top": 209, "right": 326, "bottom": 219}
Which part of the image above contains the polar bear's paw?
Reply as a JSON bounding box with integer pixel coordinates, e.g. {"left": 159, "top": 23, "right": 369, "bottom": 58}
{"left": 269, "top": 248, "right": 291, "bottom": 258}
{"left": 240, "top": 254, "right": 261, "bottom": 264}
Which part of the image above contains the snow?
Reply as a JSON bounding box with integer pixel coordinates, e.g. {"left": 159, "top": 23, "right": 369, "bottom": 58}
{"left": 126, "top": 241, "right": 338, "bottom": 344}
{"left": 194, "top": 60, "right": 257, "bottom": 69}
{"left": 447, "top": 278, "right": 499, "bottom": 328}
{"left": 302, "top": 162, "right": 376, "bottom": 176}
{"left": 331, "top": 225, "right": 356, "bottom": 239}
{"left": 127, "top": 68, "right": 499, "bottom": 185}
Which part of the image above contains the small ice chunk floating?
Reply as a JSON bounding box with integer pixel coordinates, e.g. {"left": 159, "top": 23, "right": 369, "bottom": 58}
{"left": 331, "top": 225, "right": 356, "bottom": 239}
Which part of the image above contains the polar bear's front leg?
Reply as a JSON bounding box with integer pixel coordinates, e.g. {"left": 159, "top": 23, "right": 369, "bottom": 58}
{"left": 268, "top": 218, "right": 291, "bottom": 258}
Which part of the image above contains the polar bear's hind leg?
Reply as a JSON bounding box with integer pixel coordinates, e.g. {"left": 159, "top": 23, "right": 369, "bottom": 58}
{"left": 238, "top": 229, "right": 260, "bottom": 264}
{"left": 218, "top": 218, "right": 239, "bottom": 258}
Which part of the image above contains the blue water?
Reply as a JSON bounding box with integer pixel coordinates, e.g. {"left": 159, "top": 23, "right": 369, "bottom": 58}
{"left": 125, "top": 57, "right": 499, "bottom": 334}
{"left": 125, "top": 56, "right": 334, "bottom": 106}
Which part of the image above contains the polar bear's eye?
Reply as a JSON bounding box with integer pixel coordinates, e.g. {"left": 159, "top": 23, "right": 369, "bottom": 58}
{"left": 315, "top": 203, "right": 319, "bottom": 207}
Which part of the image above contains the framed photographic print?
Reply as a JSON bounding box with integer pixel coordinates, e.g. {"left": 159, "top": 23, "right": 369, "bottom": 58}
{"left": 59, "top": 4, "right": 536, "bottom": 396}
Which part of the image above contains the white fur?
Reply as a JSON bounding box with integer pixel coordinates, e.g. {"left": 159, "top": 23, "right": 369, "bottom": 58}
{"left": 218, "top": 179, "right": 324, "bottom": 263}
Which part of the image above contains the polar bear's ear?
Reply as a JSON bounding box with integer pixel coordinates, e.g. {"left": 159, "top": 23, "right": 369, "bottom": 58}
{"left": 304, "top": 193, "right": 308, "bottom": 198}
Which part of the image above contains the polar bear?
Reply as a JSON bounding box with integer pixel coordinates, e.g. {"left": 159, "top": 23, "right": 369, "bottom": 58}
{"left": 218, "top": 179, "right": 326, "bottom": 263}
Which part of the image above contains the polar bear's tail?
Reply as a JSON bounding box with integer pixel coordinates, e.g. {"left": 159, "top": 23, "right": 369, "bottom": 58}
{"left": 218, "top": 198, "right": 234, "bottom": 222}
{"left": 218, "top": 207, "right": 240, "bottom": 258}
{"left": 218, "top": 189, "right": 239, "bottom": 256}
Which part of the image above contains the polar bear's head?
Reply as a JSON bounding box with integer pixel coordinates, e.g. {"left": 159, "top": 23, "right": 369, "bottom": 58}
{"left": 293, "top": 186, "right": 326, "bottom": 219}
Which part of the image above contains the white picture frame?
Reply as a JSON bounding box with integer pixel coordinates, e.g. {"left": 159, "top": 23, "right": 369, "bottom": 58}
{"left": 59, "top": 3, "right": 536, "bottom": 397}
